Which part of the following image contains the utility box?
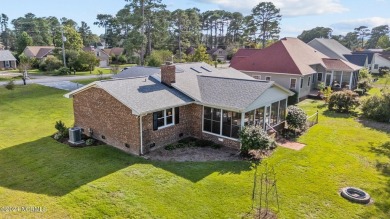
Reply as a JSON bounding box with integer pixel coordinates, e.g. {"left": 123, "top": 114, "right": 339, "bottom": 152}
{"left": 68, "top": 127, "right": 85, "bottom": 145}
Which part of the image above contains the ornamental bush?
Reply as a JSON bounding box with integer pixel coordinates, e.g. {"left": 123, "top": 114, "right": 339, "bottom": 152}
{"left": 55, "top": 120, "right": 67, "bottom": 136}
{"left": 286, "top": 106, "right": 307, "bottom": 132}
{"left": 328, "top": 90, "right": 359, "bottom": 113}
{"left": 239, "top": 125, "right": 272, "bottom": 154}
{"left": 361, "top": 92, "right": 390, "bottom": 122}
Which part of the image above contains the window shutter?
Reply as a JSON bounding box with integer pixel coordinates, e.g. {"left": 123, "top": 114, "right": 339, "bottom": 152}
{"left": 153, "top": 112, "right": 158, "bottom": 131}
{"left": 175, "top": 107, "right": 180, "bottom": 124}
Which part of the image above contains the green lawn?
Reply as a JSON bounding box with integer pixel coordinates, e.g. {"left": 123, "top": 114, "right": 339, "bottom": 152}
{"left": 0, "top": 85, "right": 389, "bottom": 218}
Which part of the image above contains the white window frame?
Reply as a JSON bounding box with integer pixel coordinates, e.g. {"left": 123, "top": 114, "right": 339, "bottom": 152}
{"left": 253, "top": 75, "right": 261, "bottom": 80}
{"left": 290, "top": 78, "right": 297, "bottom": 89}
{"left": 157, "top": 108, "right": 175, "bottom": 129}
{"left": 202, "top": 106, "right": 241, "bottom": 141}
{"left": 265, "top": 76, "right": 271, "bottom": 81}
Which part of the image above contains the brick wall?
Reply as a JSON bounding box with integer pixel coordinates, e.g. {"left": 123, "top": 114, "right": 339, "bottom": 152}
{"left": 202, "top": 132, "right": 241, "bottom": 149}
{"left": 73, "top": 87, "right": 141, "bottom": 155}
{"left": 141, "top": 104, "right": 202, "bottom": 152}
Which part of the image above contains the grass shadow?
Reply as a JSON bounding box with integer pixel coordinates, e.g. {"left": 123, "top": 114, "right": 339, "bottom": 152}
{"left": 361, "top": 141, "right": 390, "bottom": 217}
{"left": 0, "top": 136, "right": 254, "bottom": 196}
{"left": 151, "top": 160, "right": 254, "bottom": 183}
{"left": 322, "top": 109, "right": 359, "bottom": 119}
{"left": 357, "top": 118, "right": 390, "bottom": 134}
{"left": 0, "top": 137, "right": 142, "bottom": 196}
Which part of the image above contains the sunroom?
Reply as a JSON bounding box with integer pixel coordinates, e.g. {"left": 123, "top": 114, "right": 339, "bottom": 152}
{"left": 202, "top": 98, "right": 288, "bottom": 140}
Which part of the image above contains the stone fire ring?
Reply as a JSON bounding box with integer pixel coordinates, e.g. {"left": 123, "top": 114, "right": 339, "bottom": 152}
{"left": 340, "top": 187, "right": 371, "bottom": 204}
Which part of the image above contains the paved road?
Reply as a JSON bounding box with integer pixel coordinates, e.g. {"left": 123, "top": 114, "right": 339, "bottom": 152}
{"left": 0, "top": 74, "right": 113, "bottom": 86}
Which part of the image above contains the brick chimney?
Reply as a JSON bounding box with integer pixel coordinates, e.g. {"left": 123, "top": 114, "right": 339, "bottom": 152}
{"left": 161, "top": 61, "right": 176, "bottom": 86}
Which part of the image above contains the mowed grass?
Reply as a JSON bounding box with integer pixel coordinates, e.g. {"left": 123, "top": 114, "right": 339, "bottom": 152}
{"left": 0, "top": 85, "right": 389, "bottom": 218}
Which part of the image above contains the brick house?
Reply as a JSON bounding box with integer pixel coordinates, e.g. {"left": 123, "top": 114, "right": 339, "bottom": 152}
{"left": 0, "top": 50, "right": 17, "bottom": 70}
{"left": 65, "top": 62, "right": 293, "bottom": 155}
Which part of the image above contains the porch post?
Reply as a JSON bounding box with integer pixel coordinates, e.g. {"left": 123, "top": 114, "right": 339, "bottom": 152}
{"left": 349, "top": 71, "right": 353, "bottom": 89}
{"left": 330, "top": 70, "right": 334, "bottom": 86}
{"left": 340, "top": 71, "right": 343, "bottom": 86}
{"left": 240, "top": 112, "right": 245, "bottom": 129}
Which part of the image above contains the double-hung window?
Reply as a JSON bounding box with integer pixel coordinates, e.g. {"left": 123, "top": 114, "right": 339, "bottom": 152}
{"left": 153, "top": 108, "right": 179, "bottom": 130}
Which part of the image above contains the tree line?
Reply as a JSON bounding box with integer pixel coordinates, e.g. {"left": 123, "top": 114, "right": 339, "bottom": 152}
{"left": 297, "top": 25, "right": 390, "bottom": 50}
{"left": 0, "top": 1, "right": 283, "bottom": 65}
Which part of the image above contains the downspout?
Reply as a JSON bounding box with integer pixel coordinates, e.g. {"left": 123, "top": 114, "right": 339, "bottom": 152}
{"left": 139, "top": 115, "right": 143, "bottom": 155}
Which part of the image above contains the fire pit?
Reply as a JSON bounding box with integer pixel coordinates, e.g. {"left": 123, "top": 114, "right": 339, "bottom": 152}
{"left": 340, "top": 187, "right": 371, "bottom": 204}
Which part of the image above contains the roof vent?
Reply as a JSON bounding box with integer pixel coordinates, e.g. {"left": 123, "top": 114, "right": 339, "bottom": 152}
{"left": 190, "top": 67, "right": 202, "bottom": 73}
{"left": 200, "top": 66, "right": 212, "bottom": 72}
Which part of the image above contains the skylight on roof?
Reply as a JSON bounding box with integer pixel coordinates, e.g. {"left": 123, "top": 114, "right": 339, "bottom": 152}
{"left": 190, "top": 67, "right": 202, "bottom": 73}
{"left": 200, "top": 66, "right": 212, "bottom": 72}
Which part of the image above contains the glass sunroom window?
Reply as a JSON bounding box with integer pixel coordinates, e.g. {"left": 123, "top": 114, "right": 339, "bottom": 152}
{"left": 204, "top": 107, "right": 240, "bottom": 139}
{"left": 203, "top": 107, "right": 221, "bottom": 134}
{"left": 270, "top": 102, "right": 279, "bottom": 126}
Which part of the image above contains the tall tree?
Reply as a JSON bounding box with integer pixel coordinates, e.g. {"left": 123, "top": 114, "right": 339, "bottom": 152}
{"left": 297, "top": 27, "right": 333, "bottom": 43}
{"left": 251, "top": 2, "right": 282, "bottom": 48}
{"left": 78, "top": 21, "right": 98, "bottom": 46}
{"left": 377, "top": 35, "right": 390, "bottom": 49}
{"left": 354, "top": 26, "right": 370, "bottom": 48}
{"left": 16, "top": 31, "right": 33, "bottom": 54}
{"left": 0, "top": 14, "right": 10, "bottom": 49}
{"left": 94, "top": 14, "right": 113, "bottom": 46}
{"left": 54, "top": 25, "right": 83, "bottom": 50}
{"left": 365, "top": 25, "right": 389, "bottom": 49}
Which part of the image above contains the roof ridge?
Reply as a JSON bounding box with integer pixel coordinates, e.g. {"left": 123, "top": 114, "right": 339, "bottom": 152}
{"left": 198, "top": 75, "right": 271, "bottom": 83}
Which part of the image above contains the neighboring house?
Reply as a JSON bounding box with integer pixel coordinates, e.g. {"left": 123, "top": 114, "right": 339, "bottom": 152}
{"left": 230, "top": 38, "right": 361, "bottom": 99}
{"left": 65, "top": 62, "right": 293, "bottom": 155}
{"left": 82, "top": 46, "right": 110, "bottom": 68}
{"left": 103, "top": 47, "right": 125, "bottom": 57}
{"left": 208, "top": 48, "right": 228, "bottom": 61}
{"left": 0, "top": 50, "right": 17, "bottom": 69}
{"left": 0, "top": 42, "right": 4, "bottom": 50}
{"left": 308, "top": 38, "right": 368, "bottom": 68}
{"left": 353, "top": 50, "right": 390, "bottom": 74}
{"left": 23, "top": 46, "right": 55, "bottom": 60}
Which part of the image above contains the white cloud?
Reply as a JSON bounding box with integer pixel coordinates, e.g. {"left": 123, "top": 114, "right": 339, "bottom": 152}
{"left": 194, "top": 0, "right": 348, "bottom": 16}
{"left": 331, "top": 17, "right": 390, "bottom": 32}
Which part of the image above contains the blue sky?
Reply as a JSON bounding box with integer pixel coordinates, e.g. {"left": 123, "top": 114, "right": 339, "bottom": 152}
{"left": 3, "top": 0, "right": 390, "bottom": 37}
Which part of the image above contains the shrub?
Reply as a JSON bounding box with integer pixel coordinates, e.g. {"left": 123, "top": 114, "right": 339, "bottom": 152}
{"left": 86, "top": 138, "right": 95, "bottom": 146}
{"left": 164, "top": 144, "right": 176, "bottom": 150}
{"left": 43, "top": 56, "right": 63, "bottom": 72}
{"left": 55, "top": 120, "right": 67, "bottom": 135}
{"left": 5, "top": 80, "right": 15, "bottom": 90}
{"left": 288, "top": 89, "right": 299, "bottom": 105}
{"left": 353, "top": 88, "right": 365, "bottom": 96}
{"left": 118, "top": 55, "right": 128, "bottom": 64}
{"left": 322, "top": 86, "right": 332, "bottom": 103}
{"left": 357, "top": 79, "right": 372, "bottom": 91}
{"left": 361, "top": 91, "right": 390, "bottom": 122}
{"left": 328, "top": 90, "right": 359, "bottom": 113}
{"left": 175, "top": 143, "right": 186, "bottom": 148}
{"left": 53, "top": 133, "right": 63, "bottom": 140}
{"left": 239, "top": 125, "right": 272, "bottom": 155}
{"left": 286, "top": 106, "right": 307, "bottom": 132}
{"left": 57, "top": 67, "right": 70, "bottom": 75}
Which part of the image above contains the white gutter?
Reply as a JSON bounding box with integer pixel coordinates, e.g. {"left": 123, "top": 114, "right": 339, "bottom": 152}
{"left": 140, "top": 115, "right": 143, "bottom": 155}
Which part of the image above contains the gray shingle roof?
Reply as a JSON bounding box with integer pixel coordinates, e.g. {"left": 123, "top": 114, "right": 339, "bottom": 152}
{"left": 0, "top": 50, "right": 16, "bottom": 61}
{"left": 198, "top": 76, "right": 273, "bottom": 111}
{"left": 113, "top": 66, "right": 161, "bottom": 79}
{"left": 97, "top": 77, "right": 193, "bottom": 115}
{"left": 308, "top": 38, "right": 351, "bottom": 60}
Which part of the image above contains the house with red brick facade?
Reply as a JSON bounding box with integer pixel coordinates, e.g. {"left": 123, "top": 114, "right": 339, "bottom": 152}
{"left": 65, "top": 62, "right": 293, "bottom": 155}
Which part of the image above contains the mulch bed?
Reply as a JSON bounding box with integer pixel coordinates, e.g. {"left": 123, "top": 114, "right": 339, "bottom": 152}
{"left": 53, "top": 134, "right": 105, "bottom": 148}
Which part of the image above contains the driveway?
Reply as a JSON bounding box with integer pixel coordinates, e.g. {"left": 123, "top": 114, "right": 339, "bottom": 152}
{"left": 0, "top": 74, "right": 113, "bottom": 86}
